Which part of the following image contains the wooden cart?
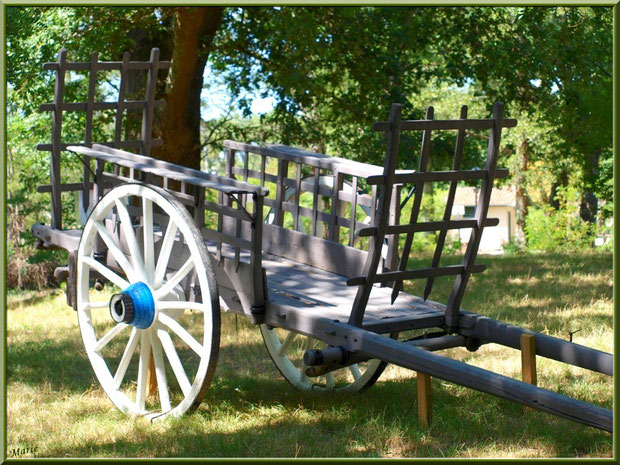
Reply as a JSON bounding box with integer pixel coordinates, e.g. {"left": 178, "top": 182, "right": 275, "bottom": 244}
{"left": 32, "top": 49, "right": 612, "bottom": 430}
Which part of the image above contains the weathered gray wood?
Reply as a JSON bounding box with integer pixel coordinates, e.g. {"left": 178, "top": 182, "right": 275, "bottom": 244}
{"left": 445, "top": 102, "right": 505, "bottom": 330}
{"left": 366, "top": 167, "right": 510, "bottom": 186}
{"left": 224, "top": 140, "right": 385, "bottom": 178}
{"left": 391, "top": 106, "right": 435, "bottom": 303}
{"left": 362, "top": 313, "right": 445, "bottom": 334}
{"left": 50, "top": 48, "right": 67, "bottom": 230}
{"left": 329, "top": 171, "right": 344, "bottom": 242}
{"left": 262, "top": 308, "right": 612, "bottom": 432}
{"left": 294, "top": 162, "right": 302, "bottom": 231}
{"left": 263, "top": 223, "right": 368, "bottom": 278}
{"left": 373, "top": 117, "right": 518, "bottom": 132}
{"left": 82, "top": 52, "right": 98, "bottom": 211}
{"left": 349, "top": 103, "right": 403, "bottom": 326}
{"left": 69, "top": 145, "right": 268, "bottom": 196}
{"left": 424, "top": 105, "right": 468, "bottom": 300}
{"left": 114, "top": 51, "right": 130, "bottom": 149}
{"left": 43, "top": 59, "right": 171, "bottom": 72}
{"left": 31, "top": 223, "right": 81, "bottom": 251}
{"left": 459, "top": 311, "right": 613, "bottom": 376}
{"left": 38, "top": 100, "right": 167, "bottom": 112}
{"left": 311, "top": 166, "right": 320, "bottom": 237}
{"left": 358, "top": 218, "right": 499, "bottom": 237}
{"left": 37, "top": 182, "right": 85, "bottom": 193}
{"left": 141, "top": 48, "right": 159, "bottom": 156}
{"left": 348, "top": 175, "right": 358, "bottom": 246}
{"left": 274, "top": 159, "right": 289, "bottom": 226}
{"left": 347, "top": 263, "right": 486, "bottom": 286}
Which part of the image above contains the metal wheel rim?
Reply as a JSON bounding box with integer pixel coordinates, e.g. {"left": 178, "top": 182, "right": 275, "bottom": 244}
{"left": 76, "top": 183, "right": 219, "bottom": 419}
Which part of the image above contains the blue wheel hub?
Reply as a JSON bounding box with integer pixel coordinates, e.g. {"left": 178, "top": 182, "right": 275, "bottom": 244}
{"left": 109, "top": 282, "right": 155, "bottom": 329}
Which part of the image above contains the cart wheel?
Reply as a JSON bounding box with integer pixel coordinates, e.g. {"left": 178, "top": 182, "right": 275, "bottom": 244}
{"left": 76, "top": 183, "right": 220, "bottom": 420}
{"left": 260, "top": 326, "right": 387, "bottom": 393}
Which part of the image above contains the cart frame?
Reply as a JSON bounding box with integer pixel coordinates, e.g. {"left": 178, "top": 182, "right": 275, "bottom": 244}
{"left": 31, "top": 48, "right": 612, "bottom": 432}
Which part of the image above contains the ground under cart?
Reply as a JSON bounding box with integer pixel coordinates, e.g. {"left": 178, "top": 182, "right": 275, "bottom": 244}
{"left": 32, "top": 49, "right": 612, "bottom": 431}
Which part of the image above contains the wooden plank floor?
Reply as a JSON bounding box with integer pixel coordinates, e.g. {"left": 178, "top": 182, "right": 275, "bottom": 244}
{"left": 261, "top": 252, "right": 446, "bottom": 324}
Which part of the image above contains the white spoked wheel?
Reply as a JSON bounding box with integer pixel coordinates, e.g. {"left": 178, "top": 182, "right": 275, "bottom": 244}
{"left": 76, "top": 183, "right": 220, "bottom": 420}
{"left": 260, "top": 326, "right": 387, "bottom": 393}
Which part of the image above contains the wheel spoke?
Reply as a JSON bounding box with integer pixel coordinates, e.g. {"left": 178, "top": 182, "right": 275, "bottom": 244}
{"left": 154, "top": 258, "right": 195, "bottom": 300}
{"left": 143, "top": 198, "right": 155, "bottom": 283}
{"left": 153, "top": 220, "right": 178, "bottom": 288}
{"left": 94, "top": 322, "right": 128, "bottom": 353}
{"left": 82, "top": 256, "right": 130, "bottom": 290}
{"left": 113, "top": 327, "right": 140, "bottom": 389}
{"left": 349, "top": 364, "right": 362, "bottom": 381}
{"left": 158, "top": 313, "right": 203, "bottom": 356}
{"left": 298, "top": 337, "right": 314, "bottom": 382}
{"left": 93, "top": 221, "right": 134, "bottom": 278}
{"left": 81, "top": 301, "right": 110, "bottom": 311}
{"left": 157, "top": 300, "right": 208, "bottom": 312}
{"left": 157, "top": 328, "right": 192, "bottom": 397}
{"left": 114, "top": 198, "right": 146, "bottom": 280}
{"left": 149, "top": 331, "right": 171, "bottom": 412}
{"left": 277, "top": 331, "right": 297, "bottom": 357}
{"left": 136, "top": 330, "right": 151, "bottom": 412}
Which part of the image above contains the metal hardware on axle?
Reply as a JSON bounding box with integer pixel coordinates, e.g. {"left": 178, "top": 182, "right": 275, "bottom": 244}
{"left": 109, "top": 282, "right": 155, "bottom": 329}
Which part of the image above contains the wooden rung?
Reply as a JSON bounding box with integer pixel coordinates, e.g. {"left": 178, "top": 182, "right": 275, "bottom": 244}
{"left": 346, "top": 263, "right": 487, "bottom": 286}
{"left": 43, "top": 60, "right": 171, "bottom": 71}
{"left": 36, "top": 139, "right": 164, "bottom": 152}
{"left": 521, "top": 333, "right": 537, "bottom": 385}
{"left": 358, "top": 218, "right": 500, "bottom": 237}
{"left": 373, "top": 117, "right": 517, "bottom": 132}
{"left": 367, "top": 168, "right": 510, "bottom": 186}
{"left": 38, "top": 100, "right": 166, "bottom": 112}
{"left": 417, "top": 372, "right": 432, "bottom": 428}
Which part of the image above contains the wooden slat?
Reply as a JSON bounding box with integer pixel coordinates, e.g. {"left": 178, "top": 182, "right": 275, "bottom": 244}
{"left": 200, "top": 226, "right": 252, "bottom": 251}
{"left": 358, "top": 218, "right": 499, "bottom": 237}
{"left": 37, "top": 139, "right": 164, "bottom": 152}
{"left": 347, "top": 263, "right": 486, "bottom": 286}
{"left": 445, "top": 102, "right": 506, "bottom": 330}
{"left": 38, "top": 100, "right": 166, "bottom": 112}
{"left": 69, "top": 145, "right": 269, "bottom": 195}
{"left": 348, "top": 176, "right": 358, "bottom": 246}
{"left": 224, "top": 140, "right": 385, "bottom": 179}
{"left": 37, "top": 182, "right": 85, "bottom": 193}
{"left": 114, "top": 51, "right": 130, "bottom": 149}
{"left": 263, "top": 224, "right": 369, "bottom": 278}
{"left": 294, "top": 163, "right": 302, "bottom": 231}
{"left": 274, "top": 159, "right": 289, "bottom": 226}
{"left": 43, "top": 60, "right": 171, "bottom": 71}
{"left": 141, "top": 48, "right": 159, "bottom": 156}
{"left": 349, "top": 103, "right": 403, "bottom": 326}
{"left": 329, "top": 171, "right": 343, "bottom": 242}
{"left": 366, "top": 168, "right": 510, "bottom": 186}
{"left": 362, "top": 313, "right": 445, "bottom": 334}
{"left": 424, "top": 105, "right": 469, "bottom": 300}
{"left": 372, "top": 117, "right": 518, "bottom": 132}
{"left": 311, "top": 166, "right": 320, "bottom": 237}
{"left": 50, "top": 48, "right": 67, "bottom": 230}
{"left": 391, "top": 106, "right": 434, "bottom": 303}
{"left": 81, "top": 52, "right": 98, "bottom": 212}
{"left": 521, "top": 333, "right": 537, "bottom": 386}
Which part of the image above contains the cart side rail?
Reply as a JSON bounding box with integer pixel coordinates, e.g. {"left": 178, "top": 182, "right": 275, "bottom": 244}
{"left": 36, "top": 48, "right": 171, "bottom": 230}
{"left": 223, "top": 140, "right": 400, "bottom": 278}
{"left": 349, "top": 103, "right": 517, "bottom": 328}
{"left": 68, "top": 144, "right": 268, "bottom": 315}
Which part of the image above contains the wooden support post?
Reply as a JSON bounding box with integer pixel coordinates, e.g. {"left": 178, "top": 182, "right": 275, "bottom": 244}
{"left": 147, "top": 348, "right": 158, "bottom": 397}
{"left": 521, "top": 333, "right": 537, "bottom": 385}
{"left": 417, "top": 371, "right": 432, "bottom": 428}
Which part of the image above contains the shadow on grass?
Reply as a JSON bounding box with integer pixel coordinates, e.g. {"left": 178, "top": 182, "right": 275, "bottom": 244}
{"left": 41, "top": 375, "right": 612, "bottom": 458}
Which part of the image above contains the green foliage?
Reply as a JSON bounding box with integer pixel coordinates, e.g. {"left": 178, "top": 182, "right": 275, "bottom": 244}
{"left": 524, "top": 183, "right": 595, "bottom": 252}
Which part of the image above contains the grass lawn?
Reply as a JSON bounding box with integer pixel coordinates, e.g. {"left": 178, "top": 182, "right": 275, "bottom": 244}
{"left": 6, "top": 250, "right": 613, "bottom": 458}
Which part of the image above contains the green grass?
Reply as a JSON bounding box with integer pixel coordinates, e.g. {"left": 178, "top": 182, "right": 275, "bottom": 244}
{"left": 6, "top": 251, "right": 613, "bottom": 458}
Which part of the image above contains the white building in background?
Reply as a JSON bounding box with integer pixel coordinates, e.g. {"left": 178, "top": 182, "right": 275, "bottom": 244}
{"left": 450, "top": 186, "right": 517, "bottom": 254}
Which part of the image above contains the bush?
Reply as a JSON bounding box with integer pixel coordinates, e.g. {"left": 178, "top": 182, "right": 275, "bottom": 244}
{"left": 524, "top": 184, "right": 595, "bottom": 252}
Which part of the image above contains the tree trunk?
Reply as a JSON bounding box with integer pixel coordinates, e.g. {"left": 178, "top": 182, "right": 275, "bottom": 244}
{"left": 514, "top": 138, "right": 530, "bottom": 244}
{"left": 579, "top": 151, "right": 600, "bottom": 224}
{"left": 153, "top": 6, "right": 224, "bottom": 170}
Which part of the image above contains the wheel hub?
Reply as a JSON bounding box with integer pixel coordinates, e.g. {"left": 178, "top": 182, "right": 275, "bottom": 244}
{"left": 109, "top": 282, "right": 155, "bottom": 329}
